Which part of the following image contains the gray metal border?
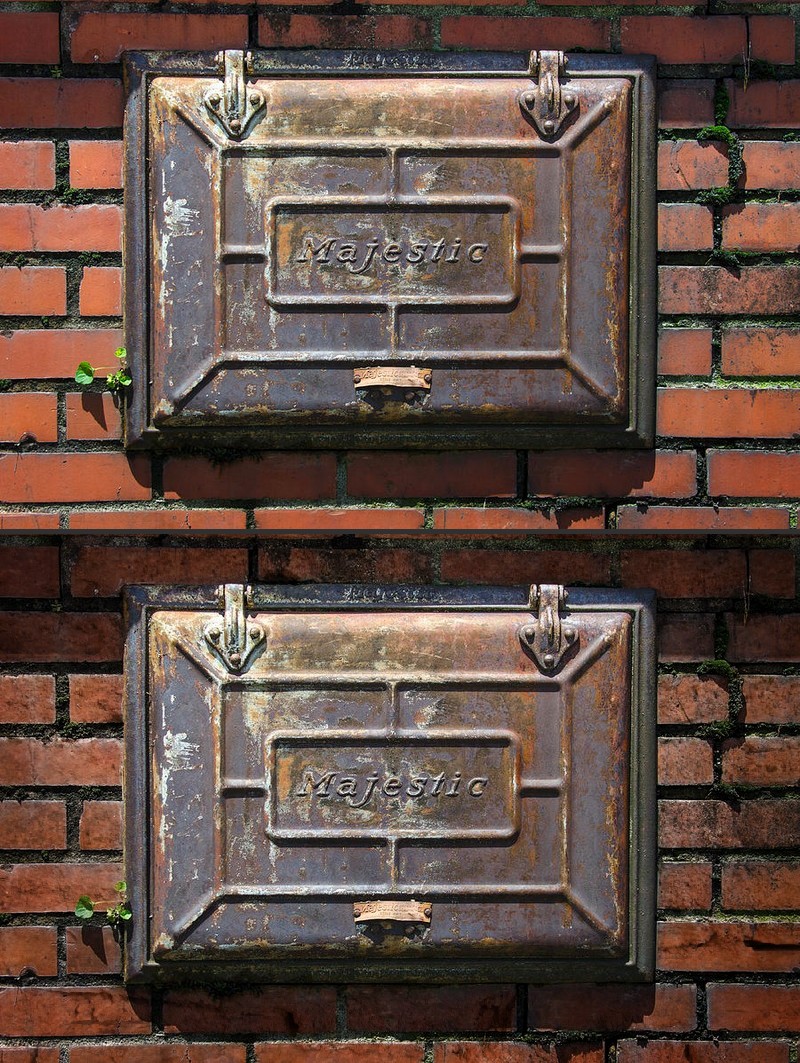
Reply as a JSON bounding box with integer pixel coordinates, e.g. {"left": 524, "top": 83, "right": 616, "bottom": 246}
{"left": 124, "top": 582, "right": 656, "bottom": 984}
{"left": 123, "top": 50, "right": 656, "bottom": 451}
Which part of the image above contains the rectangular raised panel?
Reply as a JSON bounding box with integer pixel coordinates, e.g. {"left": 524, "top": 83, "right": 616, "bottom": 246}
{"left": 125, "top": 51, "right": 656, "bottom": 448}
{"left": 124, "top": 583, "right": 656, "bottom": 983}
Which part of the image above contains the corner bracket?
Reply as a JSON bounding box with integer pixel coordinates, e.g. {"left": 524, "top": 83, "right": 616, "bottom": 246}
{"left": 204, "top": 584, "right": 264, "bottom": 674}
{"left": 519, "top": 51, "right": 577, "bottom": 140}
{"left": 204, "top": 50, "right": 265, "bottom": 140}
{"left": 519, "top": 584, "right": 578, "bottom": 674}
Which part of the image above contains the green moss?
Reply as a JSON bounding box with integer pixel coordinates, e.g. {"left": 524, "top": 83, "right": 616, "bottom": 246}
{"left": 696, "top": 123, "right": 744, "bottom": 207}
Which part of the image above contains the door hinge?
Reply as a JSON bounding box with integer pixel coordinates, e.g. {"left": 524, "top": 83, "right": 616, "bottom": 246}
{"left": 204, "top": 583, "right": 265, "bottom": 673}
{"left": 204, "top": 50, "right": 265, "bottom": 140}
{"left": 519, "top": 584, "right": 578, "bottom": 674}
{"left": 519, "top": 51, "right": 577, "bottom": 140}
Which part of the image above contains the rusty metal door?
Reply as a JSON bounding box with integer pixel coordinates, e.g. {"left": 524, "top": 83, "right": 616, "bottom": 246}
{"left": 124, "top": 50, "right": 656, "bottom": 449}
{"left": 125, "top": 583, "right": 655, "bottom": 983}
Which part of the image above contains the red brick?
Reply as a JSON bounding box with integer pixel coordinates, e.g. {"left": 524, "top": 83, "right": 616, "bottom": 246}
{"left": 0, "top": 545, "right": 60, "bottom": 597}
{"left": 748, "top": 549, "right": 795, "bottom": 598}
{"left": 80, "top": 266, "right": 121, "bottom": 316}
{"left": 740, "top": 675, "right": 800, "bottom": 725}
{"left": 659, "top": 738, "right": 714, "bottom": 787}
{"left": 0, "top": 513, "right": 59, "bottom": 530}
{"left": 0, "top": 14, "right": 60, "bottom": 63}
{"left": 721, "top": 328, "right": 799, "bottom": 377}
{"left": 72, "top": 1046, "right": 247, "bottom": 1063}
{"left": 658, "top": 860, "right": 713, "bottom": 910}
{"left": 725, "top": 79, "right": 800, "bottom": 128}
{"left": 658, "top": 614, "right": 715, "bottom": 662}
{"left": 707, "top": 984, "right": 800, "bottom": 1032}
{"left": 722, "top": 737, "right": 800, "bottom": 787}
{"left": 432, "top": 1047, "right": 603, "bottom": 1063}
{"left": 659, "top": 81, "right": 715, "bottom": 128}
{"left": 657, "top": 142, "right": 728, "bottom": 192}
{"left": 0, "top": 674, "right": 56, "bottom": 724}
{"left": 658, "top": 329, "right": 713, "bottom": 376}
{"left": 255, "top": 1046, "right": 423, "bottom": 1063}
{"left": 0, "top": 204, "right": 121, "bottom": 253}
{"left": 722, "top": 861, "right": 800, "bottom": 910}
{"left": 616, "top": 506, "right": 790, "bottom": 531}
{"left": 527, "top": 985, "right": 696, "bottom": 1033}
{"left": 70, "top": 545, "right": 249, "bottom": 596}
{"left": 69, "top": 674, "right": 123, "bottom": 723}
{"left": 258, "top": 13, "right": 432, "bottom": 47}
{"left": 722, "top": 203, "right": 800, "bottom": 252}
{"left": 0, "top": 453, "right": 150, "bottom": 503}
{"left": 658, "top": 205, "right": 714, "bottom": 253}
{"left": 164, "top": 454, "right": 336, "bottom": 501}
{"left": 71, "top": 13, "right": 248, "bottom": 63}
{"left": 0, "top": 142, "right": 55, "bottom": 190}
{"left": 658, "top": 920, "right": 800, "bottom": 973}
{"left": 529, "top": 450, "right": 696, "bottom": 500}
{"left": 741, "top": 141, "right": 800, "bottom": 189}
{"left": 0, "top": 987, "right": 150, "bottom": 1037}
{"left": 708, "top": 451, "right": 800, "bottom": 499}
{"left": 66, "top": 392, "right": 122, "bottom": 441}
{"left": 69, "top": 141, "right": 123, "bottom": 189}
{"left": 440, "top": 15, "right": 609, "bottom": 49}
{"left": 660, "top": 266, "right": 800, "bottom": 316}
{"left": 0, "top": 1051, "right": 59, "bottom": 1063}
{"left": 440, "top": 549, "right": 611, "bottom": 586}
{"left": 66, "top": 925, "right": 121, "bottom": 976}
{"left": 621, "top": 548, "right": 745, "bottom": 599}
{"left": 0, "top": 78, "right": 124, "bottom": 129}
{"left": 348, "top": 451, "right": 517, "bottom": 500}
{"left": 659, "top": 799, "right": 800, "bottom": 849}
{"left": 432, "top": 507, "right": 604, "bottom": 532}
{"left": 0, "top": 329, "right": 123, "bottom": 380}
{"left": 0, "top": 800, "right": 66, "bottom": 850}
{"left": 658, "top": 675, "right": 728, "bottom": 725}
{"left": 254, "top": 507, "right": 424, "bottom": 532}
{"left": 726, "top": 614, "right": 800, "bottom": 663}
{"left": 0, "top": 738, "right": 121, "bottom": 786}
{"left": 80, "top": 800, "right": 122, "bottom": 850}
{"left": 258, "top": 545, "right": 433, "bottom": 583}
{"left": 0, "top": 861, "right": 121, "bottom": 913}
{"left": 618, "top": 1040, "right": 789, "bottom": 1063}
{"left": 0, "top": 612, "right": 122, "bottom": 663}
{"left": 69, "top": 509, "right": 248, "bottom": 530}
{"left": 658, "top": 388, "right": 800, "bottom": 439}
{"left": 623, "top": 16, "right": 749, "bottom": 65}
{"left": 347, "top": 985, "right": 516, "bottom": 1034}
{"left": 0, "top": 393, "right": 58, "bottom": 445}
{"left": 0, "top": 927, "right": 57, "bottom": 978}
{"left": 0, "top": 267, "right": 66, "bottom": 316}
{"left": 163, "top": 988, "right": 337, "bottom": 1035}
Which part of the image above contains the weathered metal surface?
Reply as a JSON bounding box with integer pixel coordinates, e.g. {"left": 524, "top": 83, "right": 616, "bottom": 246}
{"left": 124, "top": 583, "right": 656, "bottom": 983}
{"left": 124, "top": 50, "right": 656, "bottom": 449}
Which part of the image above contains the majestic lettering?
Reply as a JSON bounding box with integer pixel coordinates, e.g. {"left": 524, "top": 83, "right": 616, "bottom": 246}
{"left": 296, "top": 236, "right": 489, "bottom": 275}
{"left": 295, "top": 768, "right": 489, "bottom": 808}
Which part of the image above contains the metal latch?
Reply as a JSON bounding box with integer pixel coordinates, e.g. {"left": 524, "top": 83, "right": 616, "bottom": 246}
{"left": 204, "top": 584, "right": 264, "bottom": 673}
{"left": 204, "top": 50, "right": 265, "bottom": 140}
{"left": 519, "top": 584, "right": 578, "bottom": 674}
{"left": 519, "top": 51, "right": 577, "bottom": 140}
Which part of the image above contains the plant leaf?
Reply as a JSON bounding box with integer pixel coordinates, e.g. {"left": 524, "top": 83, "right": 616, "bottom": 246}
{"left": 114, "top": 880, "right": 127, "bottom": 893}
{"left": 114, "top": 347, "right": 127, "bottom": 360}
{"left": 75, "top": 895, "right": 95, "bottom": 919}
{"left": 75, "top": 362, "right": 95, "bottom": 386}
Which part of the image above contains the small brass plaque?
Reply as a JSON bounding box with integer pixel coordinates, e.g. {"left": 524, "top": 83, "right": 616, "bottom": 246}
{"left": 354, "top": 901, "right": 432, "bottom": 924}
{"left": 354, "top": 367, "right": 431, "bottom": 390}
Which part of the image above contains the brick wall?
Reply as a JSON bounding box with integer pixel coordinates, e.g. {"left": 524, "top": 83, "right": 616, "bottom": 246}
{"left": 0, "top": 537, "right": 799, "bottom": 1057}
{"left": 1, "top": 0, "right": 799, "bottom": 1058}
{"left": 0, "top": 2, "right": 798, "bottom": 530}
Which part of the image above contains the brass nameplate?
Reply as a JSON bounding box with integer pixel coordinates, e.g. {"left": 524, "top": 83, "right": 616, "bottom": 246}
{"left": 354, "top": 900, "right": 432, "bottom": 924}
{"left": 354, "top": 367, "right": 431, "bottom": 390}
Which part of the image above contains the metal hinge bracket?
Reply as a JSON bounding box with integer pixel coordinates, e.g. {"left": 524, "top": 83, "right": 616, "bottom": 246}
{"left": 204, "top": 584, "right": 264, "bottom": 673}
{"left": 519, "top": 51, "right": 577, "bottom": 140}
{"left": 204, "top": 50, "right": 265, "bottom": 140}
{"left": 519, "top": 584, "right": 578, "bottom": 674}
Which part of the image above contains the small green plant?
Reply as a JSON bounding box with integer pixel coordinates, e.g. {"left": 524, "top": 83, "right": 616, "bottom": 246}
{"left": 75, "top": 880, "right": 132, "bottom": 930}
{"left": 75, "top": 347, "right": 131, "bottom": 394}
